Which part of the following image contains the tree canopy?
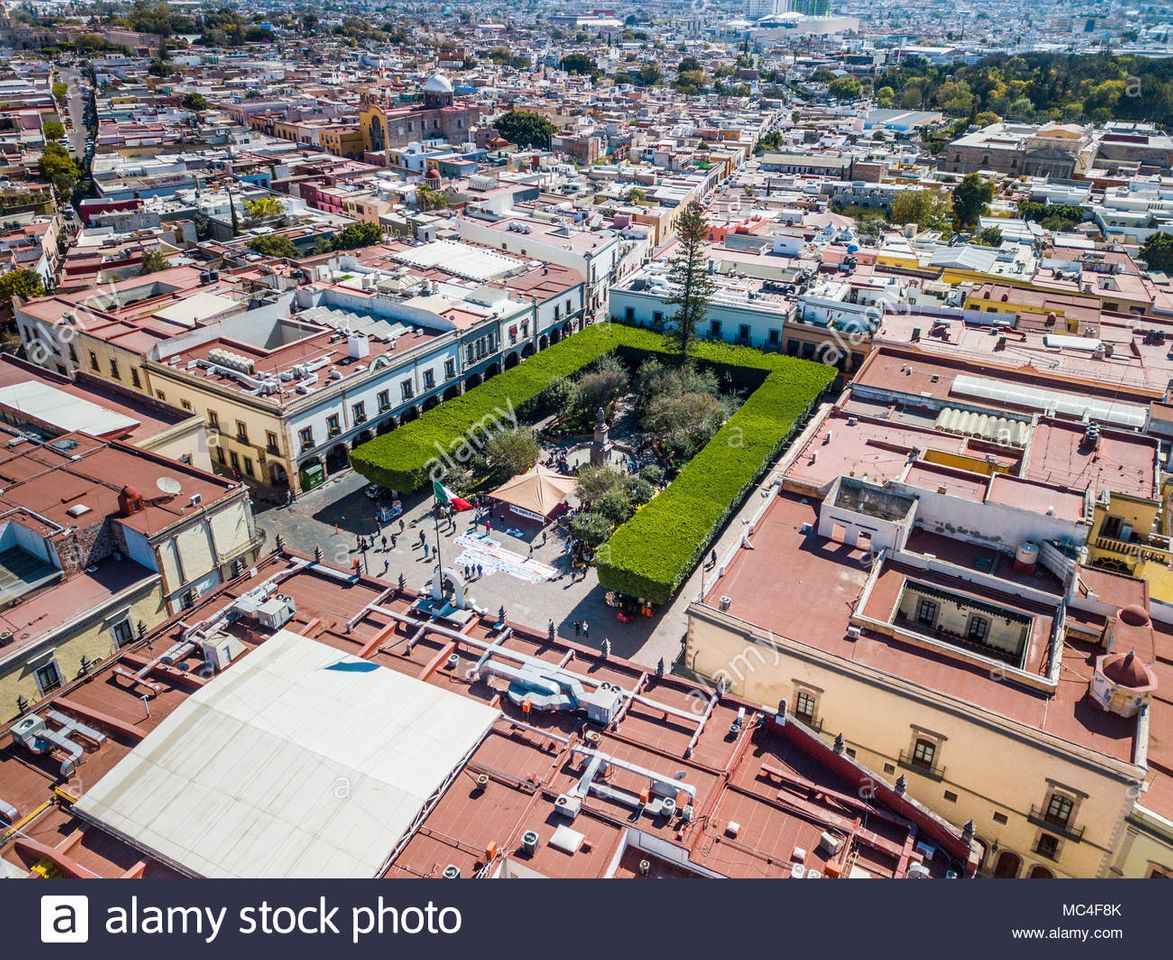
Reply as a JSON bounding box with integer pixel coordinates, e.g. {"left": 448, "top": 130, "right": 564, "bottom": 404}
{"left": 494, "top": 110, "right": 558, "bottom": 150}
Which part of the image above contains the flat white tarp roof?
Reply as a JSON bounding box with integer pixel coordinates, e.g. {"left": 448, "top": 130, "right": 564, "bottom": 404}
{"left": 0, "top": 381, "right": 140, "bottom": 437}
{"left": 391, "top": 239, "right": 524, "bottom": 280}
{"left": 75, "top": 630, "right": 499, "bottom": 878}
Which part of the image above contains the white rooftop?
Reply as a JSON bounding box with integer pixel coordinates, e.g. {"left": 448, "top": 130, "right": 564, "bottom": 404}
{"left": 152, "top": 292, "right": 240, "bottom": 326}
{"left": 75, "top": 630, "right": 500, "bottom": 878}
{"left": 392, "top": 239, "right": 526, "bottom": 281}
{"left": 0, "top": 381, "right": 140, "bottom": 437}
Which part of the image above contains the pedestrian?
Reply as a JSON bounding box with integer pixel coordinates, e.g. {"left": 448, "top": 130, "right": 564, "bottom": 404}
{"left": 529, "top": 543, "right": 534, "bottom": 557}
{"left": 423, "top": 542, "right": 430, "bottom": 560}
{"left": 574, "top": 620, "right": 581, "bottom": 638}
{"left": 710, "top": 548, "right": 717, "bottom": 568}
{"left": 581, "top": 620, "right": 589, "bottom": 640}
{"left": 419, "top": 528, "right": 426, "bottom": 546}
{"left": 284, "top": 489, "right": 293, "bottom": 508}
{"left": 485, "top": 519, "right": 492, "bottom": 536}
{"left": 399, "top": 519, "right": 405, "bottom": 533}
{"left": 476, "top": 562, "right": 483, "bottom": 579}
{"left": 391, "top": 533, "right": 397, "bottom": 549}
{"left": 541, "top": 530, "right": 548, "bottom": 546}
{"left": 382, "top": 535, "right": 388, "bottom": 552}
{"left": 382, "top": 559, "right": 390, "bottom": 574}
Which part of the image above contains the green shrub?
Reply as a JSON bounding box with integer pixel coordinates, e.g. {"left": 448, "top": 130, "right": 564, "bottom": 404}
{"left": 596, "top": 354, "right": 835, "bottom": 603}
{"left": 351, "top": 324, "right": 835, "bottom": 603}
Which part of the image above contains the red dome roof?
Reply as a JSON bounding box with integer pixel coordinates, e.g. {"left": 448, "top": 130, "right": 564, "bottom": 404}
{"left": 1118, "top": 604, "right": 1150, "bottom": 627}
{"left": 1101, "top": 650, "right": 1155, "bottom": 689}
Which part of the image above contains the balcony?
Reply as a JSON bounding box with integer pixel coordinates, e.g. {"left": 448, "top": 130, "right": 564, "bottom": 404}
{"left": 1093, "top": 533, "right": 1173, "bottom": 565}
{"left": 898, "top": 751, "right": 946, "bottom": 782}
{"left": 1028, "top": 807, "right": 1084, "bottom": 843}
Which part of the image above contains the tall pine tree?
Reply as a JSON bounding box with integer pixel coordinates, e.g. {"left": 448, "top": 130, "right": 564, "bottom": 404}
{"left": 666, "top": 202, "right": 714, "bottom": 365}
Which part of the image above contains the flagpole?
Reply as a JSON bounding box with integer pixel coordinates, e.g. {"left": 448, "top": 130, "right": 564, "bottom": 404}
{"left": 433, "top": 494, "right": 445, "bottom": 600}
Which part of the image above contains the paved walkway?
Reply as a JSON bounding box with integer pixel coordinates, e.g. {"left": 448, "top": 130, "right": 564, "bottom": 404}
{"left": 255, "top": 400, "right": 831, "bottom": 671}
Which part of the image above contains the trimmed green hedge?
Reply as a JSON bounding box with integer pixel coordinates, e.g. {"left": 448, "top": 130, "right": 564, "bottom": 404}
{"left": 596, "top": 353, "right": 835, "bottom": 604}
{"left": 351, "top": 324, "right": 835, "bottom": 603}
{"left": 350, "top": 325, "right": 666, "bottom": 492}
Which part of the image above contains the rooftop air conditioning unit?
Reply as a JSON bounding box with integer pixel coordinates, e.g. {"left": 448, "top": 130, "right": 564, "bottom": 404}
{"left": 256, "top": 594, "right": 296, "bottom": 630}
{"left": 201, "top": 632, "right": 246, "bottom": 672}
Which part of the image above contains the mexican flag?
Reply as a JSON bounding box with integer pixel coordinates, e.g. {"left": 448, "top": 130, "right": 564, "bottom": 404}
{"left": 433, "top": 479, "right": 473, "bottom": 511}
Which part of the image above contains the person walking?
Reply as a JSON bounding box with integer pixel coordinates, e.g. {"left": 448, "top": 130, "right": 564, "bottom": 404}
{"left": 476, "top": 562, "right": 483, "bottom": 579}
{"left": 581, "top": 619, "right": 589, "bottom": 641}
{"left": 485, "top": 519, "right": 492, "bottom": 536}
{"left": 419, "top": 528, "right": 426, "bottom": 547}
{"left": 381, "top": 535, "right": 388, "bottom": 552}
{"left": 574, "top": 620, "right": 581, "bottom": 638}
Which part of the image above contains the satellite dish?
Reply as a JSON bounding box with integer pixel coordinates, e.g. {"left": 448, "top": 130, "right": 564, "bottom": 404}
{"left": 156, "top": 477, "right": 182, "bottom": 496}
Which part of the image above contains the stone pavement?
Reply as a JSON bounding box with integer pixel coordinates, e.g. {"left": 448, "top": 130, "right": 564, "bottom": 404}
{"left": 255, "top": 401, "right": 830, "bottom": 671}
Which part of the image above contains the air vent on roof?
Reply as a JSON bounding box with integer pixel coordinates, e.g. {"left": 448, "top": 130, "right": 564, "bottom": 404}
{"left": 66, "top": 504, "right": 91, "bottom": 518}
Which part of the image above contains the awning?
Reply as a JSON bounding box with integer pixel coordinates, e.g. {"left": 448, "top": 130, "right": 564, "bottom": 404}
{"left": 489, "top": 464, "right": 576, "bottom": 519}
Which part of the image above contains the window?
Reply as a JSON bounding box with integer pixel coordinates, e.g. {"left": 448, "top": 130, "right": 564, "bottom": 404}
{"left": 768, "top": 329, "right": 781, "bottom": 346}
{"left": 883, "top": 763, "right": 896, "bottom": 774}
{"left": 326, "top": 414, "right": 341, "bottom": 435}
{"left": 912, "top": 738, "right": 936, "bottom": 770}
{"left": 109, "top": 358, "right": 120, "bottom": 380}
{"left": 299, "top": 427, "right": 314, "bottom": 449}
{"left": 624, "top": 306, "right": 635, "bottom": 322}
{"left": 156, "top": 391, "right": 166, "bottom": 401}
{"left": 266, "top": 431, "right": 279, "bottom": 455}
{"left": 993, "top": 812, "right": 1009, "bottom": 825}
{"left": 916, "top": 599, "right": 938, "bottom": 625}
{"left": 68, "top": 344, "right": 77, "bottom": 363}
{"left": 377, "top": 389, "right": 391, "bottom": 411}
{"left": 353, "top": 401, "right": 366, "bottom": 422}
{"left": 709, "top": 319, "right": 722, "bottom": 337}
{"left": 968, "top": 615, "right": 990, "bottom": 641}
{"left": 401, "top": 379, "right": 414, "bottom": 401}
{"left": 794, "top": 690, "right": 818, "bottom": 723}
{"left": 444, "top": 359, "right": 456, "bottom": 380}
{"left": 738, "top": 323, "right": 751, "bottom": 343}
{"left": 243, "top": 457, "right": 254, "bottom": 478}
{"left": 112, "top": 619, "right": 135, "bottom": 647}
{"left": 229, "top": 451, "right": 241, "bottom": 472}
{"left": 1045, "top": 794, "right": 1074, "bottom": 827}
{"left": 89, "top": 351, "right": 99, "bottom": 371}
{"left": 423, "top": 369, "right": 435, "bottom": 390}
{"left": 34, "top": 659, "right": 62, "bottom": 695}
{"left": 1035, "top": 834, "right": 1059, "bottom": 860}
{"left": 181, "top": 400, "right": 193, "bottom": 411}
{"left": 235, "top": 421, "right": 249, "bottom": 443}
{"left": 207, "top": 410, "right": 220, "bottom": 430}
{"left": 943, "top": 790, "right": 958, "bottom": 803}
{"left": 216, "top": 445, "right": 226, "bottom": 464}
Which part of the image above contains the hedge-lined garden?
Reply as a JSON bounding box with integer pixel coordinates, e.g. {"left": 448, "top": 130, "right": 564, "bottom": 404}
{"left": 350, "top": 324, "right": 835, "bottom": 605}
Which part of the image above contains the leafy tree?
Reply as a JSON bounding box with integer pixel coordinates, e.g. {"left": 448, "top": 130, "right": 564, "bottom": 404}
{"left": 39, "top": 142, "right": 79, "bottom": 196}
{"left": 975, "top": 226, "right": 1004, "bottom": 247}
{"left": 678, "top": 56, "right": 703, "bottom": 75}
{"left": 137, "top": 249, "right": 171, "bottom": 275}
{"left": 243, "top": 196, "right": 283, "bottom": 221}
{"left": 811, "top": 68, "right": 836, "bottom": 83}
{"left": 51, "top": 81, "right": 67, "bottom": 107}
{"left": 828, "top": 76, "right": 862, "bottom": 100}
{"left": 0, "top": 269, "right": 45, "bottom": 308}
{"left": 666, "top": 202, "right": 715, "bottom": 364}
{"left": 246, "top": 234, "right": 299, "bottom": 258}
{"left": 483, "top": 427, "right": 540, "bottom": 480}
{"left": 42, "top": 119, "right": 65, "bottom": 141}
{"left": 575, "top": 464, "right": 629, "bottom": 503}
{"left": 952, "top": 173, "right": 996, "bottom": 227}
{"left": 330, "top": 222, "right": 384, "bottom": 250}
{"left": 182, "top": 92, "right": 209, "bottom": 111}
{"left": 634, "top": 64, "right": 663, "bottom": 87}
{"left": 560, "top": 54, "right": 597, "bottom": 77}
{"left": 675, "top": 71, "right": 706, "bottom": 94}
{"left": 593, "top": 489, "right": 634, "bottom": 526}
{"left": 494, "top": 110, "right": 558, "bottom": 149}
{"left": 889, "top": 190, "right": 951, "bottom": 230}
{"left": 1141, "top": 233, "right": 1173, "bottom": 273}
{"left": 569, "top": 510, "right": 613, "bottom": 548}
{"left": 875, "top": 86, "right": 896, "bottom": 108}
{"left": 574, "top": 355, "right": 629, "bottom": 414}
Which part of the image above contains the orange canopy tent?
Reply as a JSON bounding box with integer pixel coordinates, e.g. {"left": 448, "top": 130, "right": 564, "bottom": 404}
{"left": 489, "top": 464, "right": 577, "bottom": 520}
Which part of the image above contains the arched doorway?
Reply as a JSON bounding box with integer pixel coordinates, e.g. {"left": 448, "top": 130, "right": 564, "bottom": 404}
{"left": 465, "top": 372, "right": 482, "bottom": 389}
{"left": 422, "top": 395, "right": 439, "bottom": 411}
{"left": 1028, "top": 865, "right": 1054, "bottom": 879}
{"left": 325, "top": 443, "right": 349, "bottom": 474}
{"left": 442, "top": 385, "right": 461, "bottom": 402}
{"left": 376, "top": 416, "right": 397, "bottom": 435}
{"left": 992, "top": 851, "right": 1021, "bottom": 878}
{"left": 368, "top": 114, "right": 386, "bottom": 153}
{"left": 483, "top": 363, "right": 500, "bottom": 380}
{"left": 538, "top": 334, "right": 550, "bottom": 350}
{"left": 521, "top": 342, "right": 536, "bottom": 358}
{"left": 561, "top": 322, "right": 572, "bottom": 339}
{"left": 269, "top": 463, "right": 288, "bottom": 486}
{"left": 400, "top": 405, "right": 420, "bottom": 423}
{"left": 503, "top": 352, "right": 520, "bottom": 370}
{"left": 355, "top": 429, "right": 374, "bottom": 447}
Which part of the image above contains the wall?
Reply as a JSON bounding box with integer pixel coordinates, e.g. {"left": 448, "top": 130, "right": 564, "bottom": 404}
{"left": 683, "top": 606, "right": 1144, "bottom": 879}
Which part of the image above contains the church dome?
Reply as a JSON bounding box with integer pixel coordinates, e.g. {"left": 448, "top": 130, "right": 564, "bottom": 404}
{"left": 423, "top": 73, "right": 454, "bottom": 95}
